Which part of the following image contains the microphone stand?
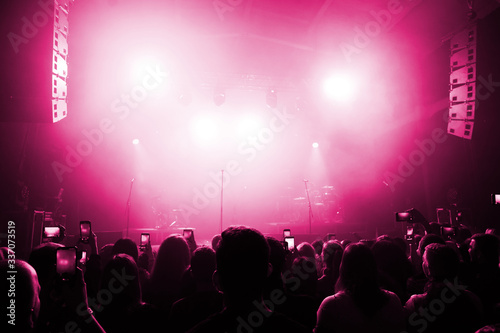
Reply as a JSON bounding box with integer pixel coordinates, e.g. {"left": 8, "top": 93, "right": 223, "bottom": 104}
{"left": 126, "top": 178, "right": 134, "bottom": 238}
{"left": 304, "top": 179, "right": 313, "bottom": 234}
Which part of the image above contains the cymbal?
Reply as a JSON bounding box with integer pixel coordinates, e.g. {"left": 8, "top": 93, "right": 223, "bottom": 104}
{"left": 322, "top": 186, "right": 334, "bottom": 189}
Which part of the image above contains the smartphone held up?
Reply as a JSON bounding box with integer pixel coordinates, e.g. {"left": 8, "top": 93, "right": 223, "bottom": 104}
{"left": 80, "top": 221, "right": 91, "bottom": 243}
{"left": 56, "top": 247, "right": 77, "bottom": 280}
{"left": 284, "top": 236, "right": 295, "bottom": 251}
{"left": 139, "top": 233, "right": 150, "bottom": 251}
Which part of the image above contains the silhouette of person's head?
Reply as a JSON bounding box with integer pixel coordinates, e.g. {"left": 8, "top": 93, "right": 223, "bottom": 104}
{"left": 392, "top": 237, "right": 407, "bottom": 255}
{"left": 0, "top": 259, "right": 40, "bottom": 332}
{"left": 211, "top": 234, "right": 222, "bottom": 251}
{"left": 98, "top": 253, "right": 160, "bottom": 333}
{"left": 290, "top": 256, "right": 317, "bottom": 297}
{"left": 469, "top": 233, "right": 499, "bottom": 269}
{"left": 213, "top": 226, "right": 270, "bottom": 305}
{"left": 297, "top": 242, "right": 316, "bottom": 261}
{"left": 28, "top": 242, "right": 64, "bottom": 293}
{"left": 311, "top": 239, "right": 324, "bottom": 257}
{"left": 371, "top": 239, "right": 411, "bottom": 297}
{"left": 112, "top": 238, "right": 139, "bottom": 262}
{"left": 99, "top": 243, "right": 115, "bottom": 269}
{"left": 337, "top": 242, "right": 388, "bottom": 317}
{"left": 27, "top": 242, "right": 66, "bottom": 331}
{"left": 322, "top": 240, "right": 343, "bottom": 272}
{"left": 151, "top": 234, "right": 191, "bottom": 287}
{"left": 423, "top": 243, "right": 460, "bottom": 282}
{"left": 376, "top": 235, "right": 392, "bottom": 242}
{"left": 190, "top": 246, "right": 216, "bottom": 285}
{"left": 371, "top": 239, "right": 408, "bottom": 273}
{"left": 417, "top": 234, "right": 446, "bottom": 258}
{"left": 100, "top": 253, "right": 142, "bottom": 310}
{"left": 428, "top": 222, "right": 442, "bottom": 235}
{"left": 338, "top": 242, "right": 379, "bottom": 293}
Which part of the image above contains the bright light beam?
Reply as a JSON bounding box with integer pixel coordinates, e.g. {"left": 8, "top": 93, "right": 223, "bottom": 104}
{"left": 236, "top": 114, "right": 262, "bottom": 138}
{"left": 190, "top": 117, "right": 218, "bottom": 145}
{"left": 323, "top": 74, "right": 357, "bottom": 103}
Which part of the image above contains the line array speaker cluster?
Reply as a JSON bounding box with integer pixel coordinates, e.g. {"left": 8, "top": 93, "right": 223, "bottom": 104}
{"left": 0, "top": 0, "right": 75, "bottom": 123}
{"left": 448, "top": 8, "right": 500, "bottom": 140}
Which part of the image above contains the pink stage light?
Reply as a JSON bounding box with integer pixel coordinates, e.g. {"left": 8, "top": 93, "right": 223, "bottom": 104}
{"left": 312, "top": 142, "right": 319, "bottom": 148}
{"left": 237, "top": 115, "right": 262, "bottom": 138}
{"left": 323, "top": 74, "right": 357, "bottom": 103}
{"left": 191, "top": 117, "right": 218, "bottom": 145}
{"left": 132, "top": 138, "right": 140, "bottom": 145}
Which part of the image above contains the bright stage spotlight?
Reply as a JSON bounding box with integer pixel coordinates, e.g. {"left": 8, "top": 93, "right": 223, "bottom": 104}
{"left": 312, "top": 142, "right": 319, "bottom": 148}
{"left": 191, "top": 117, "right": 218, "bottom": 144}
{"left": 323, "top": 74, "right": 357, "bottom": 103}
{"left": 132, "top": 138, "right": 140, "bottom": 145}
{"left": 236, "top": 115, "right": 262, "bottom": 138}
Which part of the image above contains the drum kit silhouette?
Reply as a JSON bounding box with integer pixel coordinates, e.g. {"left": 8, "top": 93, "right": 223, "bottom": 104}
{"left": 150, "top": 195, "right": 185, "bottom": 229}
{"left": 276, "top": 184, "right": 343, "bottom": 224}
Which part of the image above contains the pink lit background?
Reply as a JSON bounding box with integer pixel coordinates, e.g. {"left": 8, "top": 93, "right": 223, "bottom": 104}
{"left": 2, "top": 0, "right": 500, "bottom": 247}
